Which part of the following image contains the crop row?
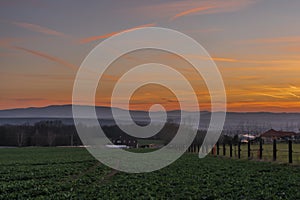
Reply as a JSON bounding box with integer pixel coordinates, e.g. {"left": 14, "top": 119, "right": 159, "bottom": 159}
{"left": 0, "top": 147, "right": 299, "bottom": 199}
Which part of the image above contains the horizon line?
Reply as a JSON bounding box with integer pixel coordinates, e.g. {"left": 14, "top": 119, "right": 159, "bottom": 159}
{"left": 1, "top": 104, "right": 300, "bottom": 114}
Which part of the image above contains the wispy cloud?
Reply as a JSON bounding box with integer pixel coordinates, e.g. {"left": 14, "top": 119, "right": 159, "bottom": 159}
{"left": 240, "top": 36, "right": 300, "bottom": 54}
{"left": 101, "top": 74, "right": 120, "bottom": 82}
{"left": 283, "top": 46, "right": 300, "bottom": 52}
{"left": 80, "top": 23, "right": 156, "bottom": 44}
{"left": 9, "top": 98, "right": 46, "bottom": 103}
{"left": 134, "top": 0, "right": 256, "bottom": 21}
{"left": 1, "top": 72, "right": 74, "bottom": 81}
{"left": 254, "top": 85, "right": 300, "bottom": 100}
{"left": 243, "top": 36, "right": 300, "bottom": 44}
{"left": 257, "top": 93, "right": 288, "bottom": 99}
{"left": 80, "top": 32, "right": 118, "bottom": 44}
{"left": 236, "top": 75, "right": 262, "bottom": 81}
{"left": 212, "top": 57, "right": 239, "bottom": 63}
{"left": 165, "top": 54, "right": 239, "bottom": 63}
{"left": 226, "top": 101, "right": 300, "bottom": 112}
{"left": 185, "top": 28, "right": 223, "bottom": 33}
{"left": 212, "top": 56, "right": 300, "bottom": 66}
{"left": 12, "top": 46, "right": 78, "bottom": 70}
{"left": 170, "top": 5, "right": 213, "bottom": 21}
{"left": 11, "top": 21, "right": 68, "bottom": 37}
{"left": 158, "top": 53, "right": 298, "bottom": 66}
{"left": 165, "top": 0, "right": 256, "bottom": 21}
{"left": 0, "top": 37, "right": 21, "bottom": 47}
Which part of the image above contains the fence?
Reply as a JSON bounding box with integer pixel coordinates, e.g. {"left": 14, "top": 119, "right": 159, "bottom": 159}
{"left": 186, "top": 140, "right": 300, "bottom": 165}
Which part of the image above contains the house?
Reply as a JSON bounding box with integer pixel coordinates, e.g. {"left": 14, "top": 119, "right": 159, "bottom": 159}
{"left": 110, "top": 138, "right": 137, "bottom": 148}
{"left": 239, "top": 134, "right": 257, "bottom": 143}
{"left": 260, "top": 129, "right": 297, "bottom": 143}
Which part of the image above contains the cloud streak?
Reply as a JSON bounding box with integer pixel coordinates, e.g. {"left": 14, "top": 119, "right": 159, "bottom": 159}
{"left": 169, "top": 0, "right": 256, "bottom": 21}
{"left": 170, "top": 5, "right": 213, "bottom": 21}
{"left": 12, "top": 21, "right": 67, "bottom": 37}
{"left": 80, "top": 23, "right": 156, "bottom": 44}
{"left": 185, "top": 28, "right": 223, "bottom": 33}
{"left": 212, "top": 57, "right": 239, "bottom": 63}
{"left": 243, "top": 36, "right": 300, "bottom": 44}
{"left": 12, "top": 46, "right": 78, "bottom": 70}
{"left": 0, "top": 37, "right": 21, "bottom": 47}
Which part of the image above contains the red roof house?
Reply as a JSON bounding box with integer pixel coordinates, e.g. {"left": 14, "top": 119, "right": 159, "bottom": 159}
{"left": 260, "top": 129, "right": 297, "bottom": 142}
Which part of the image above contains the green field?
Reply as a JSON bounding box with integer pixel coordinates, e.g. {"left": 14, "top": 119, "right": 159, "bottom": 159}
{"left": 0, "top": 147, "right": 299, "bottom": 199}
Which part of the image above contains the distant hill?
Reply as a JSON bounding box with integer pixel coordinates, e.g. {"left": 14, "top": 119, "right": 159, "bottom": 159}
{"left": 0, "top": 105, "right": 120, "bottom": 118}
{"left": 0, "top": 104, "right": 186, "bottom": 119}
{"left": 0, "top": 105, "right": 300, "bottom": 132}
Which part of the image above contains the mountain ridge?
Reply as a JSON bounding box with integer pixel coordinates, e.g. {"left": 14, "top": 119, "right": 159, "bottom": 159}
{"left": 1, "top": 105, "right": 300, "bottom": 131}
{"left": 0, "top": 104, "right": 300, "bottom": 118}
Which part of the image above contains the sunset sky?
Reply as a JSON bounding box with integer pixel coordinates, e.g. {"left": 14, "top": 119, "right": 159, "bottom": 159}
{"left": 1, "top": 0, "right": 300, "bottom": 112}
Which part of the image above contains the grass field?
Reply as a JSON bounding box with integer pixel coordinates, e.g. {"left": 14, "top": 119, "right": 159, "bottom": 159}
{"left": 220, "top": 143, "right": 300, "bottom": 164}
{"left": 0, "top": 147, "right": 299, "bottom": 199}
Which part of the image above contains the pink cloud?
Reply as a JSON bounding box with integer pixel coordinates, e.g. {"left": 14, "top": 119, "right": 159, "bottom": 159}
{"left": 0, "top": 37, "right": 21, "bottom": 47}
{"left": 80, "top": 23, "right": 156, "bottom": 44}
{"left": 12, "top": 21, "right": 67, "bottom": 37}
{"left": 134, "top": 0, "right": 256, "bottom": 21}
{"left": 242, "top": 36, "right": 300, "bottom": 44}
{"left": 169, "top": 0, "right": 256, "bottom": 21}
{"left": 12, "top": 46, "right": 78, "bottom": 70}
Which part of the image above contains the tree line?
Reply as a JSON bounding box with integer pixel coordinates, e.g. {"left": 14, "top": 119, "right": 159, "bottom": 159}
{"left": 0, "top": 120, "right": 238, "bottom": 147}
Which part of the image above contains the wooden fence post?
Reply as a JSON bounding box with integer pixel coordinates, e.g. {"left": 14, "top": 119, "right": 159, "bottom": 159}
{"left": 247, "top": 141, "right": 251, "bottom": 159}
{"left": 289, "top": 140, "right": 293, "bottom": 164}
{"left": 238, "top": 142, "right": 241, "bottom": 159}
{"left": 259, "top": 139, "right": 263, "bottom": 160}
{"left": 273, "top": 139, "right": 277, "bottom": 161}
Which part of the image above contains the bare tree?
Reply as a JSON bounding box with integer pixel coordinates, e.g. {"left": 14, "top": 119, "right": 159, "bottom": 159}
{"left": 34, "top": 129, "right": 39, "bottom": 146}
{"left": 17, "top": 130, "right": 24, "bottom": 147}
{"left": 47, "top": 130, "right": 56, "bottom": 146}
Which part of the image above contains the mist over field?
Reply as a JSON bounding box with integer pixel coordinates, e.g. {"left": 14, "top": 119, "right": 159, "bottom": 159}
{"left": 1, "top": 105, "right": 300, "bottom": 134}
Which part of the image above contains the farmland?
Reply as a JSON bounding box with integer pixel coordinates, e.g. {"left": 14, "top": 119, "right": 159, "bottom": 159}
{"left": 219, "top": 143, "right": 300, "bottom": 164}
{"left": 0, "top": 147, "right": 300, "bottom": 199}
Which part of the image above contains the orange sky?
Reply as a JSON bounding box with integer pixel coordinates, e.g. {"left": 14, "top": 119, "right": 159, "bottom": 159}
{"left": 1, "top": 0, "right": 300, "bottom": 112}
